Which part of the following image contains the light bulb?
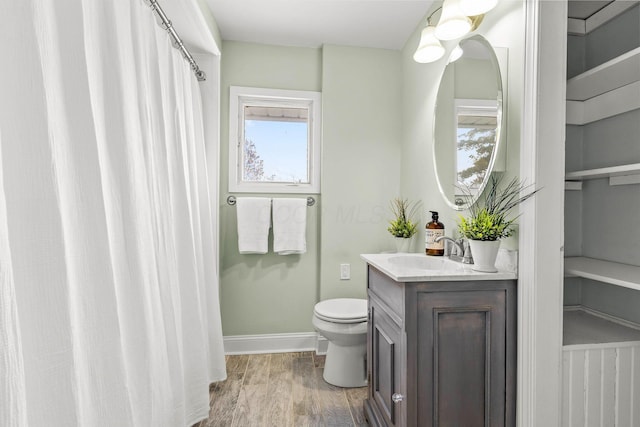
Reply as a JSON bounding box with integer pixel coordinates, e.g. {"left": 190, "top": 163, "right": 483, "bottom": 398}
{"left": 413, "top": 26, "right": 445, "bottom": 63}
{"left": 460, "top": 0, "right": 498, "bottom": 16}
{"left": 434, "top": 0, "right": 472, "bottom": 41}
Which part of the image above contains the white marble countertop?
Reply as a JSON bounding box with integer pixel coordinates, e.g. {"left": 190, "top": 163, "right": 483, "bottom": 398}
{"left": 360, "top": 252, "right": 517, "bottom": 282}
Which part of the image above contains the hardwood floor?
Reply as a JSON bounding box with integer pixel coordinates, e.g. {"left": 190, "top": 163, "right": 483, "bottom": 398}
{"left": 194, "top": 352, "right": 369, "bottom": 427}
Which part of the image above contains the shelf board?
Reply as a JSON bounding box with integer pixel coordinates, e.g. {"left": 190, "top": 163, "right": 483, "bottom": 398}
{"left": 564, "top": 307, "right": 640, "bottom": 347}
{"left": 567, "top": 1, "right": 640, "bottom": 36}
{"left": 565, "top": 163, "right": 640, "bottom": 180}
{"left": 566, "top": 80, "right": 640, "bottom": 125}
{"left": 567, "top": 47, "right": 640, "bottom": 101}
{"left": 565, "top": 257, "right": 640, "bottom": 292}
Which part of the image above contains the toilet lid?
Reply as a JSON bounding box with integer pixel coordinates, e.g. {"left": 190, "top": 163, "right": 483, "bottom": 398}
{"left": 314, "top": 298, "right": 368, "bottom": 323}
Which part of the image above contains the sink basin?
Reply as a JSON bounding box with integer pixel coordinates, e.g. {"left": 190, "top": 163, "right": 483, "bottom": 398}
{"left": 387, "top": 254, "right": 461, "bottom": 271}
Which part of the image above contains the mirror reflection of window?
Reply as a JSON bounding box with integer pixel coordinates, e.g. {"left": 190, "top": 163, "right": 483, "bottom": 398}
{"left": 454, "top": 99, "right": 499, "bottom": 194}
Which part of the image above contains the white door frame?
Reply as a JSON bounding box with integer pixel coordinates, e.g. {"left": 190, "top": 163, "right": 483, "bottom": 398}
{"left": 518, "top": 0, "right": 567, "bottom": 425}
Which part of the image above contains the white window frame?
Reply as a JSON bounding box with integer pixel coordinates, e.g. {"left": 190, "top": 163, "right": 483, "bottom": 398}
{"left": 228, "top": 86, "right": 322, "bottom": 194}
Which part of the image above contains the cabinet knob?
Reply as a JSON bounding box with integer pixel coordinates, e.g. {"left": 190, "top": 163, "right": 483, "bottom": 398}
{"left": 392, "top": 393, "right": 404, "bottom": 403}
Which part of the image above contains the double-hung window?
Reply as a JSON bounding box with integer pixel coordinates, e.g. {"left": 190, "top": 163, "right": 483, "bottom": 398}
{"left": 228, "top": 86, "right": 322, "bottom": 193}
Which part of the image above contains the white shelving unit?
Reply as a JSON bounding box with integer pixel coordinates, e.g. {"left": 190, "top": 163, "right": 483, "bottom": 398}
{"left": 564, "top": 256, "right": 640, "bottom": 292}
{"left": 566, "top": 47, "right": 640, "bottom": 125}
{"left": 562, "top": 4, "right": 640, "bottom": 425}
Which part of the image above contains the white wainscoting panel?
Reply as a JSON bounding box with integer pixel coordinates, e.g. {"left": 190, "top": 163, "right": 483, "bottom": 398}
{"left": 562, "top": 344, "right": 640, "bottom": 426}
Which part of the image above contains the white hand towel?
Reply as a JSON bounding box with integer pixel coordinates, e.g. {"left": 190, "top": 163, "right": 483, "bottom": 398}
{"left": 273, "top": 198, "right": 307, "bottom": 255}
{"left": 235, "top": 197, "right": 271, "bottom": 254}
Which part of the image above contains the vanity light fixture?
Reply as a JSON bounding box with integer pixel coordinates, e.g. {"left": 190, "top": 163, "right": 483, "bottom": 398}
{"left": 434, "top": 0, "right": 472, "bottom": 40}
{"left": 413, "top": 0, "right": 495, "bottom": 63}
{"left": 448, "top": 44, "right": 464, "bottom": 63}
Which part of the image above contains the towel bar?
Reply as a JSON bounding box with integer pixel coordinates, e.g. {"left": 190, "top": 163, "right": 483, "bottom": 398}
{"left": 226, "top": 195, "right": 315, "bottom": 207}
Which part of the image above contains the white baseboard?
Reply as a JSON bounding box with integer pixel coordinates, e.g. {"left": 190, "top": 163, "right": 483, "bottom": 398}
{"left": 224, "top": 332, "right": 327, "bottom": 355}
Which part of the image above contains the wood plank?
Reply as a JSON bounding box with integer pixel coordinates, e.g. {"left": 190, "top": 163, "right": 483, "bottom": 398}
{"left": 313, "top": 368, "right": 354, "bottom": 426}
{"left": 585, "top": 349, "right": 603, "bottom": 426}
{"left": 345, "top": 386, "right": 369, "bottom": 426}
{"left": 616, "top": 347, "right": 633, "bottom": 426}
{"left": 633, "top": 347, "right": 640, "bottom": 426}
{"left": 291, "top": 356, "right": 322, "bottom": 418}
{"left": 561, "top": 351, "right": 571, "bottom": 426}
{"left": 601, "top": 348, "right": 617, "bottom": 427}
{"left": 243, "top": 354, "right": 270, "bottom": 385}
{"left": 264, "top": 369, "right": 293, "bottom": 427}
{"left": 292, "top": 414, "right": 325, "bottom": 426}
{"left": 225, "top": 354, "right": 250, "bottom": 373}
{"left": 231, "top": 384, "right": 269, "bottom": 427}
{"left": 569, "top": 350, "right": 586, "bottom": 427}
{"left": 204, "top": 372, "right": 244, "bottom": 427}
{"left": 269, "top": 352, "right": 295, "bottom": 373}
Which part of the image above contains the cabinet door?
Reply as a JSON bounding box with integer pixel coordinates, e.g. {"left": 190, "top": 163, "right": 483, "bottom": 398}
{"left": 416, "top": 289, "right": 508, "bottom": 427}
{"left": 369, "top": 300, "right": 405, "bottom": 427}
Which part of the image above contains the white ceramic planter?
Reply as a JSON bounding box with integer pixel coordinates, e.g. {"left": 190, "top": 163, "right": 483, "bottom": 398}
{"left": 468, "top": 239, "right": 501, "bottom": 272}
{"left": 394, "top": 237, "right": 412, "bottom": 253}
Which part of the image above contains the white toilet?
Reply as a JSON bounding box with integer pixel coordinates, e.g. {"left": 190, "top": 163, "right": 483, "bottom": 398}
{"left": 312, "top": 298, "right": 368, "bottom": 388}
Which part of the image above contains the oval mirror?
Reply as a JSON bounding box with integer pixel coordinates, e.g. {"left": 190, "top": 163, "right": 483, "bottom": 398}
{"left": 433, "top": 35, "right": 503, "bottom": 210}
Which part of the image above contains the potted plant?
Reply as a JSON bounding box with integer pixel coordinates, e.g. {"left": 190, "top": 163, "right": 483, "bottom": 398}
{"left": 387, "top": 198, "right": 420, "bottom": 253}
{"left": 458, "top": 175, "right": 539, "bottom": 272}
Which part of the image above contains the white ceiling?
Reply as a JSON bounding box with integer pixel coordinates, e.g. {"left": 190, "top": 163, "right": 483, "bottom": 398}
{"left": 205, "top": 0, "right": 436, "bottom": 50}
{"left": 203, "top": 0, "right": 611, "bottom": 51}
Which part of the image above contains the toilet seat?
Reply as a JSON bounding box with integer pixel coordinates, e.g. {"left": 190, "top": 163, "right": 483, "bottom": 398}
{"left": 313, "top": 298, "right": 367, "bottom": 324}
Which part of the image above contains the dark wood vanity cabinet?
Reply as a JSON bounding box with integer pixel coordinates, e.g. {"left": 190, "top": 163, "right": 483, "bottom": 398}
{"left": 364, "top": 266, "right": 516, "bottom": 427}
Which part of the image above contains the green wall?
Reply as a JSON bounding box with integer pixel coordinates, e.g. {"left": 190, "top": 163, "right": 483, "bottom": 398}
{"left": 220, "top": 42, "right": 322, "bottom": 335}
{"left": 320, "top": 45, "right": 402, "bottom": 300}
{"left": 218, "top": 3, "right": 525, "bottom": 337}
{"left": 219, "top": 42, "right": 401, "bottom": 336}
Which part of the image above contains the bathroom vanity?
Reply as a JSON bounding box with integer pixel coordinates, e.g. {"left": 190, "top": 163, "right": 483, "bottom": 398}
{"left": 361, "top": 253, "right": 517, "bottom": 427}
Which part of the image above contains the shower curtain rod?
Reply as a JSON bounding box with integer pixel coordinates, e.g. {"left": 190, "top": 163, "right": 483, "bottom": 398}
{"left": 146, "top": 0, "right": 207, "bottom": 82}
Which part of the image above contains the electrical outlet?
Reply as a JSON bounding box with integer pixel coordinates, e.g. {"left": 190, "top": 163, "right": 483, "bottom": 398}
{"left": 340, "top": 263, "right": 350, "bottom": 280}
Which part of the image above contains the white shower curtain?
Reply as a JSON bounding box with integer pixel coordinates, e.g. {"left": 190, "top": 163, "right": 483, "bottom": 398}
{"left": 0, "top": 1, "right": 226, "bottom": 426}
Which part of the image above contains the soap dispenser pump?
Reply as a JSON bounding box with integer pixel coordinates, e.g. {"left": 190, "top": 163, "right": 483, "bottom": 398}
{"left": 426, "top": 211, "right": 445, "bottom": 256}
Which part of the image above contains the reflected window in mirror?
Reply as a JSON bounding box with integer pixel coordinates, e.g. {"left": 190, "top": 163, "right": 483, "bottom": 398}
{"left": 455, "top": 99, "right": 499, "bottom": 195}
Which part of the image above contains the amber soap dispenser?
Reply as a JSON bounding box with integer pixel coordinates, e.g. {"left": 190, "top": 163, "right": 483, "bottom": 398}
{"left": 425, "top": 211, "right": 445, "bottom": 256}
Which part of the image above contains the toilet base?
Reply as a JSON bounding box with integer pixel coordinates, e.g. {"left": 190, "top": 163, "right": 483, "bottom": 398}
{"left": 322, "top": 341, "right": 367, "bottom": 388}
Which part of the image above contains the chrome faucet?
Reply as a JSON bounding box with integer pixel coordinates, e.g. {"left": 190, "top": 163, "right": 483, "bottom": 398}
{"left": 435, "top": 236, "right": 474, "bottom": 264}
